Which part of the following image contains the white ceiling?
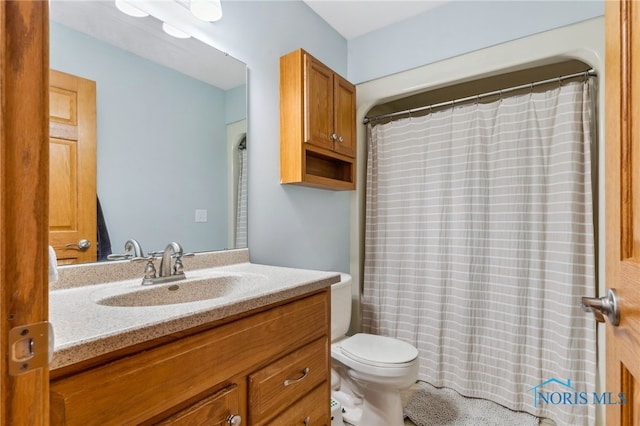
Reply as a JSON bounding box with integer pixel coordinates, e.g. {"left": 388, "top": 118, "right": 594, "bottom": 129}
{"left": 302, "top": 0, "right": 451, "bottom": 40}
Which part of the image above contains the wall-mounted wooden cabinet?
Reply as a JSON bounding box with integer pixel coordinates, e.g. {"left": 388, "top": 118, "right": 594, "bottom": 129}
{"left": 280, "top": 49, "right": 356, "bottom": 190}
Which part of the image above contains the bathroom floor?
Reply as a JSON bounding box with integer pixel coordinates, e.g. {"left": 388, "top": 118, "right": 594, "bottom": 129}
{"left": 338, "top": 381, "right": 556, "bottom": 425}
{"left": 399, "top": 381, "right": 557, "bottom": 426}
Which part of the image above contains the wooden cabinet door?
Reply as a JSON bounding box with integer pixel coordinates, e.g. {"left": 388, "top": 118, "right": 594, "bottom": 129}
{"left": 333, "top": 75, "right": 356, "bottom": 158}
{"left": 49, "top": 70, "right": 97, "bottom": 264}
{"left": 304, "top": 55, "right": 334, "bottom": 152}
{"left": 156, "top": 383, "right": 242, "bottom": 426}
{"left": 305, "top": 55, "right": 356, "bottom": 158}
{"left": 605, "top": 0, "right": 640, "bottom": 424}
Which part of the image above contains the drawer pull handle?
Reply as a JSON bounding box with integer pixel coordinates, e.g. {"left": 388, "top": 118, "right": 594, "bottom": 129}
{"left": 283, "top": 367, "right": 309, "bottom": 386}
{"left": 304, "top": 416, "right": 310, "bottom": 426}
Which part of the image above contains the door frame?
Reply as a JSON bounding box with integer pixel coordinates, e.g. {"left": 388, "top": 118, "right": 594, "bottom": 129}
{"left": 0, "top": 2, "right": 50, "bottom": 425}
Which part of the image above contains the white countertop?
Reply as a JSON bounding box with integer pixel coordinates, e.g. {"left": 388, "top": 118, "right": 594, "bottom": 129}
{"left": 50, "top": 259, "right": 339, "bottom": 370}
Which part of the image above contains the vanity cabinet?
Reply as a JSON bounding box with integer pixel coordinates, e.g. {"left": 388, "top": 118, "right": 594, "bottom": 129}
{"left": 280, "top": 48, "right": 356, "bottom": 190}
{"left": 49, "top": 290, "right": 330, "bottom": 425}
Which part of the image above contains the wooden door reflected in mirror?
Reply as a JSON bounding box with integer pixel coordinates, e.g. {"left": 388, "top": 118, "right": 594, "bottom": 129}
{"left": 49, "top": 69, "right": 97, "bottom": 264}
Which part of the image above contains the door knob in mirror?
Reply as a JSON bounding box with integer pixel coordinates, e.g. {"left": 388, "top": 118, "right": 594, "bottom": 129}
{"left": 65, "top": 239, "right": 91, "bottom": 251}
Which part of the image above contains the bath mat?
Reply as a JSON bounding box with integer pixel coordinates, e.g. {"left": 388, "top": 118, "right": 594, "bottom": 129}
{"left": 403, "top": 381, "right": 539, "bottom": 426}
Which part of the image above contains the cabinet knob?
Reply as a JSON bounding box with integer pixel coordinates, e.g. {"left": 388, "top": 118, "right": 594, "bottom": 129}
{"left": 337, "top": 136, "right": 344, "bottom": 142}
{"left": 227, "top": 414, "right": 242, "bottom": 425}
{"left": 330, "top": 133, "right": 338, "bottom": 141}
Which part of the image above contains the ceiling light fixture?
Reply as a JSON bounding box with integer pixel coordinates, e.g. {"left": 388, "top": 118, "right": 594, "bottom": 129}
{"left": 115, "top": 0, "right": 149, "bottom": 18}
{"left": 161, "top": 22, "right": 191, "bottom": 39}
{"left": 114, "top": 0, "right": 223, "bottom": 40}
{"left": 190, "top": 0, "right": 223, "bottom": 22}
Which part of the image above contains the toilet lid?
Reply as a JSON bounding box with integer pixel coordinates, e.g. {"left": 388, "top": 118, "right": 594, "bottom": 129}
{"left": 340, "top": 333, "right": 418, "bottom": 366}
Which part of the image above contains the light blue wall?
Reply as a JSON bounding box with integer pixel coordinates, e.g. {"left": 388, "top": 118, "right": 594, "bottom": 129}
{"left": 50, "top": 22, "right": 230, "bottom": 255}
{"left": 348, "top": 1, "right": 605, "bottom": 84}
{"left": 225, "top": 85, "right": 247, "bottom": 124}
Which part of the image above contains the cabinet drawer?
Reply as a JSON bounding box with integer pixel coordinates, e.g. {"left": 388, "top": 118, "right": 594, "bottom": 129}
{"left": 262, "top": 383, "right": 330, "bottom": 426}
{"left": 249, "top": 338, "right": 328, "bottom": 425}
{"left": 156, "top": 383, "right": 241, "bottom": 426}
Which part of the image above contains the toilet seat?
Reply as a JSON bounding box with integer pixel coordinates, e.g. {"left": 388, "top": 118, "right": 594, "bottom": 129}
{"left": 337, "top": 333, "right": 418, "bottom": 368}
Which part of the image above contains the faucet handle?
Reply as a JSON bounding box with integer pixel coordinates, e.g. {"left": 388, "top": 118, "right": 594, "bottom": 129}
{"left": 173, "top": 253, "right": 194, "bottom": 275}
{"left": 131, "top": 256, "right": 158, "bottom": 285}
{"left": 107, "top": 253, "right": 132, "bottom": 261}
{"left": 131, "top": 256, "right": 153, "bottom": 263}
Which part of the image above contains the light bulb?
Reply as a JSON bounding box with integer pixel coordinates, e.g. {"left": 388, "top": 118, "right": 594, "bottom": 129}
{"left": 162, "top": 22, "right": 191, "bottom": 39}
{"left": 115, "top": 0, "right": 149, "bottom": 18}
{"left": 190, "top": 0, "right": 222, "bottom": 22}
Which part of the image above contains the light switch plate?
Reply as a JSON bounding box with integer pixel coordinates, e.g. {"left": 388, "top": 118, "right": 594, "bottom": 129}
{"left": 195, "top": 209, "right": 208, "bottom": 223}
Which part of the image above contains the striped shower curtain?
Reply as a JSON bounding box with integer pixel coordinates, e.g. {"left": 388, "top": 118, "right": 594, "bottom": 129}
{"left": 235, "top": 141, "right": 248, "bottom": 248}
{"left": 362, "top": 79, "right": 597, "bottom": 425}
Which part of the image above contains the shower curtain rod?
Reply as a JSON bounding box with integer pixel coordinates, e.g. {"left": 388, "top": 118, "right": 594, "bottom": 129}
{"left": 363, "top": 68, "right": 597, "bottom": 125}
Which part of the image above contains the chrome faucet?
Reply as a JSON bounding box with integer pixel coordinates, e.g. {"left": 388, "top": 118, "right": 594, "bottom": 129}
{"left": 125, "top": 239, "right": 144, "bottom": 258}
{"left": 132, "top": 241, "right": 191, "bottom": 285}
{"left": 107, "top": 238, "right": 144, "bottom": 260}
{"left": 159, "top": 241, "right": 184, "bottom": 279}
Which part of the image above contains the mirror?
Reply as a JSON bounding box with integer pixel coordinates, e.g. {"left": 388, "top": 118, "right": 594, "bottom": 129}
{"left": 49, "top": 1, "right": 247, "bottom": 263}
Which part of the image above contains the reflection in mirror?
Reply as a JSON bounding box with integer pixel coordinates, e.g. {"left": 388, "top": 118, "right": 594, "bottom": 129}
{"left": 49, "top": 1, "right": 247, "bottom": 264}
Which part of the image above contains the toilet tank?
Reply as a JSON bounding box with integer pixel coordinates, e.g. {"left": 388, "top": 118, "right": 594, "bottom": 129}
{"left": 331, "top": 273, "right": 352, "bottom": 342}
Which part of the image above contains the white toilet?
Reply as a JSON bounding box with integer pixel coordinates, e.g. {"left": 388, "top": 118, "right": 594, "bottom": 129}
{"left": 330, "top": 273, "right": 419, "bottom": 426}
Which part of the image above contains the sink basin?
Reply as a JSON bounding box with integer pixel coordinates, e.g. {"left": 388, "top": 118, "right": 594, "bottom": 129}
{"left": 96, "top": 276, "right": 242, "bottom": 307}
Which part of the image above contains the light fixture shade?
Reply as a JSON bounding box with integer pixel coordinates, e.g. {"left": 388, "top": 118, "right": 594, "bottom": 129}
{"left": 190, "top": 0, "right": 223, "bottom": 22}
{"left": 115, "top": 0, "right": 149, "bottom": 17}
{"left": 162, "top": 22, "right": 191, "bottom": 39}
